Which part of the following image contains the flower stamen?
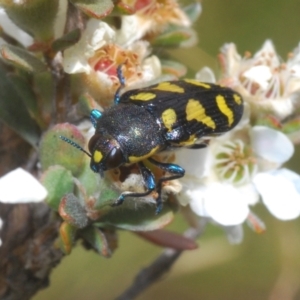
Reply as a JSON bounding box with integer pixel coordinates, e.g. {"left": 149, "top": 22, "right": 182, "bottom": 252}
{"left": 215, "top": 140, "right": 257, "bottom": 184}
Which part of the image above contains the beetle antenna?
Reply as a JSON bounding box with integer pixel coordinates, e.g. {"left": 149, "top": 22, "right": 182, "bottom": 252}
{"left": 59, "top": 136, "right": 91, "bottom": 158}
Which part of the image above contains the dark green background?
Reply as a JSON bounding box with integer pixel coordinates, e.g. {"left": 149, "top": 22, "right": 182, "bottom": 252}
{"left": 34, "top": 1, "right": 300, "bottom": 299}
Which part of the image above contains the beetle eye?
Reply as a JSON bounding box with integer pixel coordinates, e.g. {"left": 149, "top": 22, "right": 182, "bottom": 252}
{"left": 105, "top": 147, "right": 124, "bottom": 169}
{"left": 88, "top": 133, "right": 101, "bottom": 153}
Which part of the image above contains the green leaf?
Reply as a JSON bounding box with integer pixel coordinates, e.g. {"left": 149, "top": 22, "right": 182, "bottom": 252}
{"left": 41, "top": 165, "right": 75, "bottom": 211}
{"left": 96, "top": 198, "right": 176, "bottom": 231}
{"left": 0, "top": 44, "right": 47, "bottom": 73}
{"left": 91, "top": 177, "right": 119, "bottom": 210}
{"left": 59, "top": 193, "right": 88, "bottom": 228}
{"left": 77, "top": 159, "right": 101, "bottom": 197}
{"left": 112, "top": 1, "right": 135, "bottom": 15}
{"left": 58, "top": 221, "right": 77, "bottom": 254}
{"left": 77, "top": 93, "right": 102, "bottom": 117}
{"left": 8, "top": 73, "right": 44, "bottom": 126}
{"left": 80, "top": 226, "right": 113, "bottom": 257}
{"left": 70, "top": 0, "right": 114, "bottom": 19}
{"left": 2, "top": 0, "right": 60, "bottom": 41}
{"left": 0, "top": 62, "right": 40, "bottom": 146}
{"left": 282, "top": 117, "right": 300, "bottom": 144}
{"left": 152, "top": 27, "right": 198, "bottom": 48}
{"left": 52, "top": 29, "right": 81, "bottom": 52}
{"left": 39, "top": 123, "right": 86, "bottom": 176}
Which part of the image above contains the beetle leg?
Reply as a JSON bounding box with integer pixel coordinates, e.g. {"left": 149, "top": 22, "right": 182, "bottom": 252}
{"left": 112, "top": 161, "right": 156, "bottom": 207}
{"left": 148, "top": 157, "right": 185, "bottom": 214}
{"left": 90, "top": 109, "right": 103, "bottom": 128}
{"left": 114, "top": 65, "right": 126, "bottom": 105}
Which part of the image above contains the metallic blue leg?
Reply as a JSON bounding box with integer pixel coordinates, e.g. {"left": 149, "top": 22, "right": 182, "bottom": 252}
{"left": 148, "top": 157, "right": 185, "bottom": 214}
{"left": 114, "top": 65, "right": 125, "bottom": 105}
{"left": 90, "top": 109, "right": 102, "bottom": 128}
{"left": 112, "top": 161, "right": 156, "bottom": 207}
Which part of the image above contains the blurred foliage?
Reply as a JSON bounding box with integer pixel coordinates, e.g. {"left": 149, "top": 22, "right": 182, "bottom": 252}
{"left": 33, "top": 0, "right": 300, "bottom": 299}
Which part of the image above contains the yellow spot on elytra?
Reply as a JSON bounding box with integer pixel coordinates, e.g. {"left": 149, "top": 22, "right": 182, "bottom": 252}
{"left": 233, "top": 94, "right": 242, "bottom": 105}
{"left": 128, "top": 146, "right": 159, "bottom": 163}
{"left": 154, "top": 82, "right": 184, "bottom": 93}
{"left": 130, "top": 92, "right": 156, "bottom": 101}
{"left": 162, "top": 108, "right": 177, "bottom": 131}
{"left": 184, "top": 79, "right": 211, "bottom": 89}
{"left": 93, "top": 150, "right": 103, "bottom": 163}
{"left": 216, "top": 95, "right": 234, "bottom": 126}
{"left": 186, "top": 99, "right": 216, "bottom": 129}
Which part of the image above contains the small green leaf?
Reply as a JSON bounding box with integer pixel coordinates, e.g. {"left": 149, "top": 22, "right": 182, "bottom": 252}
{"left": 70, "top": 0, "right": 114, "bottom": 19}
{"left": 41, "top": 165, "right": 74, "bottom": 210}
{"left": 0, "top": 44, "right": 47, "bottom": 73}
{"left": 92, "top": 177, "right": 119, "bottom": 210}
{"left": 2, "top": 0, "right": 60, "bottom": 41}
{"left": 8, "top": 73, "right": 43, "bottom": 125}
{"left": 282, "top": 117, "right": 300, "bottom": 144}
{"left": 39, "top": 123, "right": 86, "bottom": 175}
{"left": 77, "top": 159, "right": 101, "bottom": 197}
{"left": 77, "top": 93, "right": 102, "bottom": 117}
{"left": 52, "top": 29, "right": 81, "bottom": 52}
{"left": 112, "top": 1, "right": 135, "bottom": 15}
{"left": 0, "top": 62, "right": 40, "bottom": 146}
{"left": 59, "top": 193, "right": 88, "bottom": 228}
{"left": 80, "top": 226, "right": 113, "bottom": 257}
{"left": 152, "top": 27, "right": 198, "bottom": 48}
{"left": 96, "top": 197, "right": 176, "bottom": 231}
{"left": 58, "top": 221, "right": 77, "bottom": 254}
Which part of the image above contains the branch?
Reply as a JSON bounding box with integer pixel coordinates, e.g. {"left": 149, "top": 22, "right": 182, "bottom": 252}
{"left": 116, "top": 220, "right": 208, "bottom": 300}
{"left": 0, "top": 202, "right": 63, "bottom": 299}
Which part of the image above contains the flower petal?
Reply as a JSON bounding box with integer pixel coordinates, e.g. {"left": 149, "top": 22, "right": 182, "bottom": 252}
{"left": 195, "top": 67, "right": 216, "bottom": 83}
{"left": 253, "top": 170, "right": 300, "bottom": 220}
{"left": 243, "top": 65, "right": 272, "bottom": 90}
{"left": 0, "top": 168, "right": 47, "bottom": 203}
{"left": 188, "top": 189, "right": 209, "bottom": 217}
{"left": 253, "top": 40, "right": 280, "bottom": 67}
{"left": 63, "top": 20, "right": 115, "bottom": 74}
{"left": 175, "top": 147, "right": 209, "bottom": 180}
{"left": 204, "top": 183, "right": 249, "bottom": 225}
{"left": 190, "top": 183, "right": 249, "bottom": 225}
{"left": 222, "top": 224, "right": 244, "bottom": 244}
{"left": 251, "top": 126, "right": 294, "bottom": 164}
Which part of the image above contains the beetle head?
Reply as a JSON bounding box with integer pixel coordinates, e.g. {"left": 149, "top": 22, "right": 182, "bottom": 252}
{"left": 88, "top": 133, "right": 125, "bottom": 175}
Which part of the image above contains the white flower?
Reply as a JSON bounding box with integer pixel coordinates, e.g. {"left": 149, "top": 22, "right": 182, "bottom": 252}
{"left": 115, "top": 0, "right": 192, "bottom": 46}
{"left": 63, "top": 20, "right": 116, "bottom": 74}
{"left": 63, "top": 19, "right": 161, "bottom": 102}
{"left": 0, "top": 168, "right": 47, "bottom": 203}
{"left": 253, "top": 169, "right": 300, "bottom": 220}
{"left": 219, "top": 40, "right": 300, "bottom": 119}
{"left": 63, "top": 19, "right": 161, "bottom": 80}
{"left": 176, "top": 125, "right": 299, "bottom": 226}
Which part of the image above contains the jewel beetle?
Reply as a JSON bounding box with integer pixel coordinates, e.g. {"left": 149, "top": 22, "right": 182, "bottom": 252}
{"left": 61, "top": 67, "right": 244, "bottom": 214}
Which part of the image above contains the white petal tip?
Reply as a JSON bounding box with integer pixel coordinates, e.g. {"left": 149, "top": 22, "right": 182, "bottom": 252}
{"left": 0, "top": 168, "right": 48, "bottom": 203}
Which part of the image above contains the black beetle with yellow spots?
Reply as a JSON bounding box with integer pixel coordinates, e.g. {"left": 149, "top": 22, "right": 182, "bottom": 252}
{"left": 61, "top": 69, "right": 244, "bottom": 214}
